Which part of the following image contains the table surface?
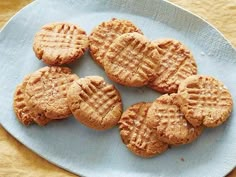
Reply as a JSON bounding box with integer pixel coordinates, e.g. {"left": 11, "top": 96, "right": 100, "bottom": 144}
{"left": 0, "top": 0, "right": 235, "bottom": 177}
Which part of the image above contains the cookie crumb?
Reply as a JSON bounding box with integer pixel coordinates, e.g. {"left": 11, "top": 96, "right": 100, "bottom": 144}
{"left": 200, "top": 52, "right": 205, "bottom": 56}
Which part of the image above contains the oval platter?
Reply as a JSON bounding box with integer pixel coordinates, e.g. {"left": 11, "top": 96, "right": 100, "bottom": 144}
{"left": 0, "top": 0, "right": 236, "bottom": 176}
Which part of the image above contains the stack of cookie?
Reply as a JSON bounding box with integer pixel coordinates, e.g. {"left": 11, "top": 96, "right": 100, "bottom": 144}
{"left": 14, "top": 66, "right": 78, "bottom": 126}
{"left": 13, "top": 18, "right": 233, "bottom": 158}
{"left": 14, "top": 21, "right": 125, "bottom": 129}
{"left": 89, "top": 19, "right": 197, "bottom": 92}
{"left": 14, "top": 67, "right": 123, "bottom": 129}
{"left": 88, "top": 19, "right": 232, "bottom": 157}
{"left": 119, "top": 75, "right": 233, "bottom": 157}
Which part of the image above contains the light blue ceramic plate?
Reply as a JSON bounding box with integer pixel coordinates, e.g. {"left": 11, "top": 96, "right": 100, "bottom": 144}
{"left": 0, "top": 0, "right": 235, "bottom": 176}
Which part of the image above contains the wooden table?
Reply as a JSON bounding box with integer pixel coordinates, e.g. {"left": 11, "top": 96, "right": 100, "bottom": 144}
{"left": 0, "top": 0, "right": 235, "bottom": 176}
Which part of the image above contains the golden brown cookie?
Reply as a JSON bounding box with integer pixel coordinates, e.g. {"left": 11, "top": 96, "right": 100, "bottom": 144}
{"left": 89, "top": 18, "right": 142, "bottom": 67}
{"left": 148, "top": 39, "right": 197, "bottom": 93}
{"left": 104, "top": 32, "right": 160, "bottom": 87}
{"left": 13, "top": 75, "right": 51, "bottom": 126}
{"left": 25, "top": 66, "right": 78, "bottom": 119}
{"left": 119, "top": 102, "right": 168, "bottom": 157}
{"left": 147, "top": 94, "right": 203, "bottom": 145}
{"left": 67, "top": 76, "right": 122, "bottom": 130}
{"left": 33, "top": 22, "right": 88, "bottom": 65}
{"left": 177, "top": 75, "right": 233, "bottom": 127}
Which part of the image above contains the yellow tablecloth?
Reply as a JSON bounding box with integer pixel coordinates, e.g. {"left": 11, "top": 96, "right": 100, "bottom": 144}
{"left": 0, "top": 0, "right": 235, "bottom": 176}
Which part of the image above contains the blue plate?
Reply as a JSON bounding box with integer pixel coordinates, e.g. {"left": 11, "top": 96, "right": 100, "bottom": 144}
{"left": 0, "top": 0, "right": 235, "bottom": 176}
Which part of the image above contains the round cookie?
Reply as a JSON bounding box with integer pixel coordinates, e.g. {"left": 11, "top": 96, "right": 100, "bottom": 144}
{"left": 89, "top": 18, "right": 142, "bottom": 67}
{"left": 25, "top": 66, "right": 78, "bottom": 119}
{"left": 33, "top": 22, "right": 88, "bottom": 65}
{"left": 104, "top": 32, "right": 160, "bottom": 87}
{"left": 67, "top": 76, "right": 122, "bottom": 130}
{"left": 147, "top": 94, "right": 203, "bottom": 145}
{"left": 177, "top": 75, "right": 233, "bottom": 127}
{"left": 149, "top": 39, "right": 197, "bottom": 93}
{"left": 13, "top": 75, "right": 51, "bottom": 126}
{"left": 119, "top": 102, "right": 168, "bottom": 157}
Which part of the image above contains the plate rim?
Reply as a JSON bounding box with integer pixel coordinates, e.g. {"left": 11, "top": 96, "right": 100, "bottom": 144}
{"left": 163, "top": 0, "right": 235, "bottom": 50}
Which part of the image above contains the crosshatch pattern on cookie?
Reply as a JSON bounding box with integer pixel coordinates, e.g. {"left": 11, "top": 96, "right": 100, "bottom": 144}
{"left": 149, "top": 39, "right": 197, "bottom": 93}
{"left": 147, "top": 94, "right": 203, "bottom": 145}
{"left": 25, "top": 66, "right": 78, "bottom": 119}
{"left": 104, "top": 33, "right": 160, "bottom": 87}
{"left": 89, "top": 18, "right": 142, "bottom": 66}
{"left": 14, "top": 81, "right": 34, "bottom": 126}
{"left": 178, "top": 75, "right": 233, "bottom": 127}
{"left": 67, "top": 76, "right": 122, "bottom": 130}
{"left": 33, "top": 23, "right": 88, "bottom": 65}
{"left": 13, "top": 75, "right": 51, "bottom": 126}
{"left": 119, "top": 102, "right": 168, "bottom": 157}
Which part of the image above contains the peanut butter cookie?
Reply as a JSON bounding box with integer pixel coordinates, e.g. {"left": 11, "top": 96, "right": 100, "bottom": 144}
{"left": 33, "top": 22, "right": 88, "bottom": 65}
{"left": 149, "top": 39, "right": 197, "bottom": 93}
{"left": 177, "top": 75, "right": 233, "bottom": 127}
{"left": 67, "top": 76, "right": 122, "bottom": 130}
{"left": 25, "top": 66, "right": 78, "bottom": 119}
{"left": 13, "top": 75, "right": 51, "bottom": 126}
{"left": 104, "top": 32, "right": 160, "bottom": 87}
{"left": 89, "top": 18, "right": 142, "bottom": 67}
{"left": 119, "top": 102, "right": 168, "bottom": 157}
{"left": 147, "top": 94, "right": 203, "bottom": 145}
